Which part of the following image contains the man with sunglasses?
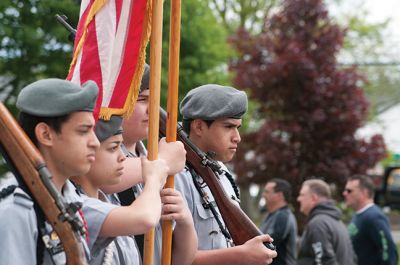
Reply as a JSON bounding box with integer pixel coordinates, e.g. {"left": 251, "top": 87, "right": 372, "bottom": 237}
{"left": 344, "top": 175, "right": 398, "bottom": 265}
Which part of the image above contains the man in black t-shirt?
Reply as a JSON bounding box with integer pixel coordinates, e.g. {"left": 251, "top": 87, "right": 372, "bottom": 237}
{"left": 260, "top": 179, "right": 297, "bottom": 265}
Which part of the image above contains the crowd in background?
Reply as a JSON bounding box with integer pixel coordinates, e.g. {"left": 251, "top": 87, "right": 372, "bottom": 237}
{"left": 260, "top": 176, "right": 399, "bottom": 265}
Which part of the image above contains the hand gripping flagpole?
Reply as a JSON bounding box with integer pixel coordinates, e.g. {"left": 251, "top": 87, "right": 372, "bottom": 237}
{"left": 161, "top": 0, "right": 182, "bottom": 264}
{"left": 144, "top": 0, "right": 164, "bottom": 263}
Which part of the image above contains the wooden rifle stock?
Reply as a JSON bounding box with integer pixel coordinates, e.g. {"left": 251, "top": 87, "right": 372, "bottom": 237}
{"left": 159, "top": 109, "right": 275, "bottom": 250}
{"left": 0, "top": 103, "right": 88, "bottom": 265}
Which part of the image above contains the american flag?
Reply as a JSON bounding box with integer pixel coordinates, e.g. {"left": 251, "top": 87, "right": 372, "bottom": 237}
{"left": 67, "top": 0, "right": 151, "bottom": 120}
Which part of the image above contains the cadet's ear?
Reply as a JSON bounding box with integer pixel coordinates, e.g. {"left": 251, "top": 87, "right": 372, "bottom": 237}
{"left": 35, "top": 122, "right": 53, "bottom": 146}
{"left": 191, "top": 119, "right": 205, "bottom": 137}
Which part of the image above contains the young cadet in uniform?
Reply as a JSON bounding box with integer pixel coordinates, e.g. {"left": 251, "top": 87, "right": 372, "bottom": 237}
{"left": 174, "top": 84, "right": 278, "bottom": 265}
{"left": 71, "top": 115, "right": 176, "bottom": 265}
{"left": 101, "top": 64, "right": 197, "bottom": 265}
{"left": 106, "top": 64, "right": 186, "bottom": 192}
{"left": 0, "top": 79, "right": 100, "bottom": 264}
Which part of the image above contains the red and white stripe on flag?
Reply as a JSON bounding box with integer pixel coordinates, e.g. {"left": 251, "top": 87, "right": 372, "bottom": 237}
{"left": 67, "top": 0, "right": 151, "bottom": 120}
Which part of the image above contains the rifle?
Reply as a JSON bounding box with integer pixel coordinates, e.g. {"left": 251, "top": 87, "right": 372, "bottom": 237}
{"left": 55, "top": 14, "right": 77, "bottom": 42}
{"left": 159, "top": 108, "right": 275, "bottom": 250}
{"left": 0, "top": 103, "right": 88, "bottom": 265}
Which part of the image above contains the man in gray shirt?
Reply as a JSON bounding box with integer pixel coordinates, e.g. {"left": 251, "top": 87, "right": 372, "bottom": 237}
{"left": 297, "top": 179, "right": 356, "bottom": 265}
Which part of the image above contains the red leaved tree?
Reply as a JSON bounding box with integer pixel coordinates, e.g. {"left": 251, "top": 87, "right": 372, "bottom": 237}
{"left": 229, "top": 0, "right": 386, "bottom": 213}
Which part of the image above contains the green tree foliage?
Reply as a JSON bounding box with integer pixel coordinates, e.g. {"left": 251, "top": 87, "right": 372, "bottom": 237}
{"left": 0, "top": 0, "right": 79, "bottom": 177}
{"left": 0, "top": 0, "right": 80, "bottom": 109}
{"left": 208, "top": 0, "right": 281, "bottom": 34}
{"left": 344, "top": 17, "right": 388, "bottom": 62}
{"left": 361, "top": 65, "right": 400, "bottom": 118}
{"left": 229, "top": 0, "right": 387, "bottom": 199}
{"left": 160, "top": 0, "right": 231, "bottom": 107}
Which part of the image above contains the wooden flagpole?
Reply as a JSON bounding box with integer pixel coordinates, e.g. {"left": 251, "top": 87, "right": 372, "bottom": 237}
{"left": 143, "top": 0, "right": 164, "bottom": 263}
{"left": 161, "top": 0, "right": 182, "bottom": 264}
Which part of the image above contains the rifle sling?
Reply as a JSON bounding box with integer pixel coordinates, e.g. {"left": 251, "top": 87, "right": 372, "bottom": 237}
{"left": 35, "top": 203, "right": 47, "bottom": 265}
{"left": 189, "top": 167, "right": 233, "bottom": 244}
{"left": 117, "top": 188, "right": 145, "bottom": 260}
{"left": 114, "top": 238, "right": 126, "bottom": 265}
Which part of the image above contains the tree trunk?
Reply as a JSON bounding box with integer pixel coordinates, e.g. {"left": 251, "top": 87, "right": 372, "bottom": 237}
{"left": 238, "top": 182, "right": 262, "bottom": 224}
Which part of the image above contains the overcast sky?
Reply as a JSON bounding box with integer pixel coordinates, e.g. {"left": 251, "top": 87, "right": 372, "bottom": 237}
{"left": 331, "top": 0, "right": 400, "bottom": 40}
{"left": 364, "top": 0, "right": 400, "bottom": 40}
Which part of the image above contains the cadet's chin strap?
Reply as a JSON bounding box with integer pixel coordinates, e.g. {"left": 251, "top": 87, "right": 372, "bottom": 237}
{"left": 189, "top": 167, "right": 234, "bottom": 246}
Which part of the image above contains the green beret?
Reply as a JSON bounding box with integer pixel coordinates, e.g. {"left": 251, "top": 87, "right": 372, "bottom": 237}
{"left": 180, "top": 84, "right": 248, "bottom": 120}
{"left": 16, "top": 79, "right": 98, "bottom": 117}
{"left": 95, "top": 115, "right": 123, "bottom": 142}
{"left": 140, "top": 63, "right": 150, "bottom": 92}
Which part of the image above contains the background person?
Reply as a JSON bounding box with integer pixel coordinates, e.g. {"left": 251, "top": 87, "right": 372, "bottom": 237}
{"left": 260, "top": 179, "right": 297, "bottom": 265}
{"left": 297, "top": 179, "right": 356, "bottom": 265}
{"left": 343, "top": 174, "right": 398, "bottom": 265}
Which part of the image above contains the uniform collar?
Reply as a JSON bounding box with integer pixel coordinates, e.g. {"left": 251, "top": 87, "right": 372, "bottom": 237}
{"left": 356, "top": 203, "right": 374, "bottom": 214}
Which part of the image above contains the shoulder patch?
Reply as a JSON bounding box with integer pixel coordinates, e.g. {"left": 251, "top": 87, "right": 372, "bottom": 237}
{"left": 0, "top": 184, "right": 17, "bottom": 201}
